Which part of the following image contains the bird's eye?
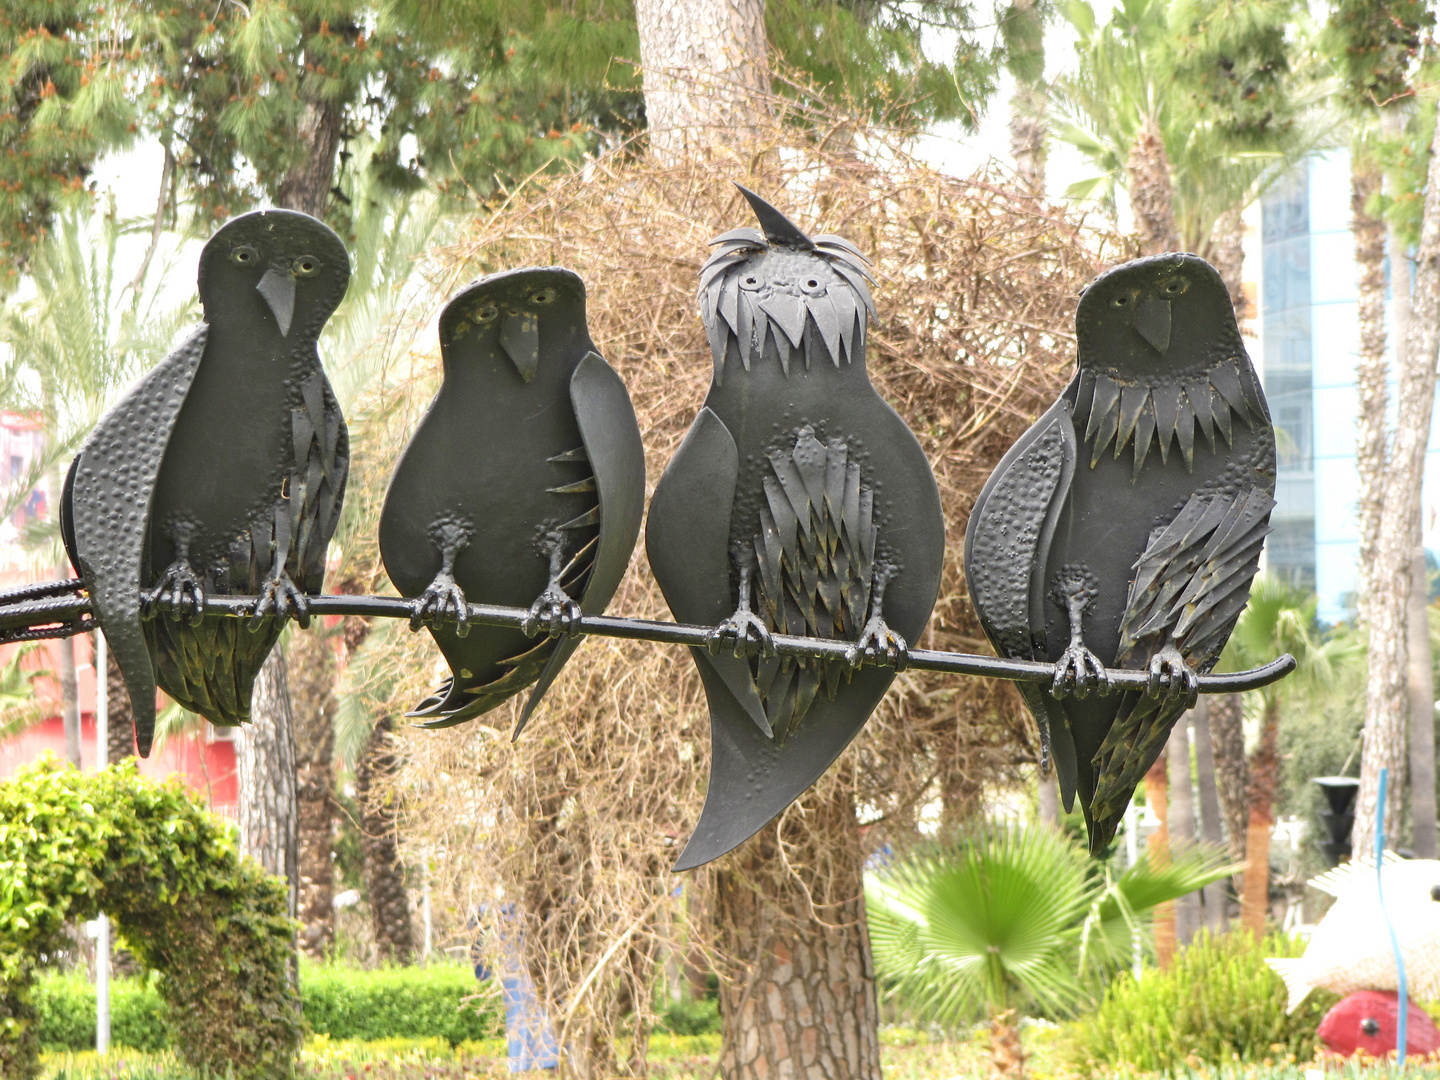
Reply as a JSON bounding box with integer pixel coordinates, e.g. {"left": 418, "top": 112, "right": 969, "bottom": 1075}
{"left": 293, "top": 255, "right": 321, "bottom": 278}
{"left": 475, "top": 305, "right": 500, "bottom": 324}
{"left": 1110, "top": 294, "right": 1131, "bottom": 308}
{"left": 230, "top": 245, "right": 258, "bottom": 266}
{"left": 805, "top": 278, "right": 820, "bottom": 289}
{"left": 529, "top": 288, "right": 557, "bottom": 306}
{"left": 1162, "top": 277, "right": 1188, "bottom": 296}
{"left": 1362, "top": 1019, "right": 1380, "bottom": 1036}
{"left": 1430, "top": 884, "right": 1440, "bottom": 901}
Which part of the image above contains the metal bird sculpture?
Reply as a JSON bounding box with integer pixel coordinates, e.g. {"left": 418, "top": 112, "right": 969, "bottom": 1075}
{"left": 62, "top": 209, "right": 351, "bottom": 756}
{"left": 964, "top": 252, "right": 1276, "bottom": 854}
{"left": 647, "top": 186, "right": 945, "bottom": 871}
{"left": 378, "top": 267, "right": 645, "bottom": 735}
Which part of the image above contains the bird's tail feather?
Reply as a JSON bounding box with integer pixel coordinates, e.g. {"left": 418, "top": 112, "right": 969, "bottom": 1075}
{"left": 1264, "top": 958, "right": 1313, "bottom": 1014}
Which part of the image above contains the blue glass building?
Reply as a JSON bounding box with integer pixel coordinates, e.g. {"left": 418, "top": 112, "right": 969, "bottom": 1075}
{"left": 1259, "top": 151, "right": 1440, "bottom": 625}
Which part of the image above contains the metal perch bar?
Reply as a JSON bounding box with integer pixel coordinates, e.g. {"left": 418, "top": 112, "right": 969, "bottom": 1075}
{"left": 0, "top": 584, "right": 1296, "bottom": 694}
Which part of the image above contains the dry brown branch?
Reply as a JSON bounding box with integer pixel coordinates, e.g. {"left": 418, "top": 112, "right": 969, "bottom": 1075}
{"left": 341, "top": 116, "right": 1125, "bottom": 1074}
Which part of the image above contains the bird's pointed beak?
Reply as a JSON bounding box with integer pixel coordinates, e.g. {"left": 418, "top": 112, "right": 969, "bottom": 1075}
{"left": 498, "top": 307, "right": 540, "bottom": 382}
{"left": 1134, "top": 297, "right": 1171, "bottom": 355}
{"left": 256, "top": 266, "right": 296, "bottom": 338}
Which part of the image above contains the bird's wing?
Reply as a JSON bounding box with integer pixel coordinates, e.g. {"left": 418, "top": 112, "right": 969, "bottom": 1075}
{"left": 672, "top": 662, "right": 894, "bottom": 871}
{"left": 646, "top": 408, "right": 770, "bottom": 733}
{"left": 1087, "top": 484, "right": 1275, "bottom": 834}
{"left": 963, "top": 395, "right": 1078, "bottom": 806}
{"left": 69, "top": 324, "right": 209, "bottom": 756}
{"left": 516, "top": 352, "right": 646, "bottom": 735}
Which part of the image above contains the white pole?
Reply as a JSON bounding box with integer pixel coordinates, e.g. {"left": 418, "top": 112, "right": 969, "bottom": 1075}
{"left": 95, "top": 633, "right": 110, "bottom": 1056}
{"left": 422, "top": 873, "right": 433, "bottom": 964}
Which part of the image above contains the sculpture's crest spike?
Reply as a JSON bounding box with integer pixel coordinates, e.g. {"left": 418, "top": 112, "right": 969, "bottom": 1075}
{"left": 735, "top": 184, "right": 814, "bottom": 250}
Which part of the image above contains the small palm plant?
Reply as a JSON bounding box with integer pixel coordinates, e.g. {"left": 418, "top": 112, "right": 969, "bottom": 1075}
{"left": 867, "top": 824, "right": 1233, "bottom": 1077}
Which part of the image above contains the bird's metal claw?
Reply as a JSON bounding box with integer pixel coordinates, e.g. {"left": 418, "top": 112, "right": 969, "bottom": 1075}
{"left": 409, "top": 573, "right": 470, "bottom": 637}
{"left": 1051, "top": 644, "right": 1110, "bottom": 700}
{"left": 707, "top": 609, "right": 775, "bottom": 659}
{"left": 846, "top": 616, "right": 907, "bottom": 671}
{"left": 522, "top": 584, "right": 582, "bottom": 639}
{"left": 248, "top": 573, "right": 311, "bottom": 632}
{"left": 142, "top": 559, "right": 206, "bottom": 626}
{"left": 1147, "top": 645, "right": 1198, "bottom": 706}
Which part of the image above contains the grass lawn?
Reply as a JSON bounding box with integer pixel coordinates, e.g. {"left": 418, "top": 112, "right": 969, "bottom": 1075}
{"left": 36, "top": 1028, "right": 1440, "bottom": 1079}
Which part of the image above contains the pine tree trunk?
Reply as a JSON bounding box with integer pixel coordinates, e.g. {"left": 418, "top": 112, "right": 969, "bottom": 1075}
{"left": 1145, "top": 755, "right": 1174, "bottom": 969}
{"left": 1125, "top": 117, "right": 1179, "bottom": 254}
{"left": 356, "top": 713, "right": 414, "bottom": 965}
{"left": 1240, "top": 700, "right": 1280, "bottom": 936}
{"left": 289, "top": 629, "right": 337, "bottom": 959}
{"left": 1409, "top": 540, "right": 1437, "bottom": 856}
{"left": 712, "top": 783, "right": 880, "bottom": 1080}
{"left": 634, "top": 0, "right": 770, "bottom": 165}
{"left": 1166, "top": 716, "right": 1200, "bottom": 946}
{"left": 1352, "top": 155, "right": 1388, "bottom": 628}
{"left": 105, "top": 648, "right": 135, "bottom": 762}
{"left": 238, "top": 649, "right": 300, "bottom": 918}
{"left": 273, "top": 18, "right": 352, "bottom": 218}
{"left": 1208, "top": 692, "right": 1249, "bottom": 893}
{"left": 1356, "top": 119, "right": 1440, "bottom": 858}
{"left": 1189, "top": 699, "right": 1229, "bottom": 932}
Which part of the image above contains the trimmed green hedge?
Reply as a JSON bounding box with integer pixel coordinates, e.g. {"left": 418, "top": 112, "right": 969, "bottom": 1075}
{"left": 33, "top": 971, "right": 167, "bottom": 1052}
{"left": 34, "top": 963, "right": 502, "bottom": 1050}
{"left": 299, "top": 963, "right": 502, "bottom": 1045}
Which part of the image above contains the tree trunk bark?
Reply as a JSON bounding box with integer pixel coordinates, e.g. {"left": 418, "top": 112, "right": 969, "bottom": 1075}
{"left": 1009, "top": 83, "right": 1047, "bottom": 194}
{"left": 273, "top": 19, "right": 351, "bottom": 218}
{"left": 1410, "top": 539, "right": 1437, "bottom": 857}
{"left": 1125, "top": 116, "right": 1179, "bottom": 255}
{"left": 1240, "top": 700, "right": 1280, "bottom": 936}
{"left": 1190, "top": 699, "right": 1229, "bottom": 932}
{"left": 1145, "top": 755, "right": 1174, "bottom": 969}
{"left": 634, "top": 0, "right": 770, "bottom": 165}
{"left": 1207, "top": 207, "right": 1247, "bottom": 323}
{"left": 712, "top": 783, "right": 880, "bottom": 1080}
{"left": 1208, "top": 692, "right": 1249, "bottom": 888}
{"left": 1167, "top": 716, "right": 1200, "bottom": 946}
{"left": 105, "top": 647, "right": 135, "bottom": 762}
{"left": 238, "top": 648, "right": 300, "bottom": 918}
{"left": 356, "top": 713, "right": 414, "bottom": 965}
{"left": 1356, "top": 119, "right": 1440, "bottom": 858}
{"left": 1037, "top": 768, "right": 1058, "bottom": 826}
{"left": 1352, "top": 154, "right": 1388, "bottom": 628}
{"left": 289, "top": 628, "right": 337, "bottom": 959}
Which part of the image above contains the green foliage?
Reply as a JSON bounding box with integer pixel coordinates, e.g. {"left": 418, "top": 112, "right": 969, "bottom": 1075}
{"left": 657, "top": 996, "right": 721, "bottom": 1036}
{"left": 766, "top": 0, "right": 1005, "bottom": 132}
{"left": 32, "top": 971, "right": 167, "bottom": 1052}
{"left": 0, "top": 755, "right": 301, "bottom": 1080}
{"left": 1063, "top": 930, "right": 1338, "bottom": 1075}
{"left": 297, "top": 962, "right": 502, "bottom": 1045}
{"left": 1324, "top": 0, "right": 1434, "bottom": 110}
{"left": 866, "top": 824, "right": 1235, "bottom": 1026}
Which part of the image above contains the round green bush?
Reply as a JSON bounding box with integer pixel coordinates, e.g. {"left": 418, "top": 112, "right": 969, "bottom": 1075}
{"left": 32, "top": 970, "right": 167, "bottom": 1052}
{"left": 1064, "top": 929, "right": 1337, "bottom": 1075}
{"left": 0, "top": 755, "right": 302, "bottom": 1079}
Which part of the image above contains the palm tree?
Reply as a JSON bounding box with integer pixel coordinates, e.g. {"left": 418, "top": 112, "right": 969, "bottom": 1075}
{"left": 1054, "top": 0, "right": 1331, "bottom": 284}
{"left": 866, "top": 825, "right": 1232, "bottom": 1077}
{"left": 0, "top": 201, "right": 194, "bottom": 763}
{"left": 1218, "top": 576, "right": 1348, "bottom": 934}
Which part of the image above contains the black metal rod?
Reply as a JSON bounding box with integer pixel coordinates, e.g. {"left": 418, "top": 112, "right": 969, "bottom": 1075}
{"left": 0, "top": 586, "right": 1295, "bottom": 693}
